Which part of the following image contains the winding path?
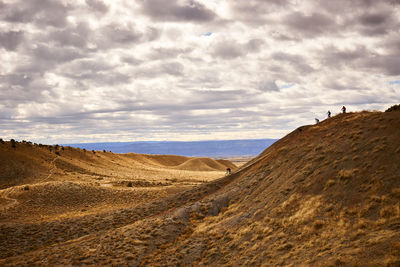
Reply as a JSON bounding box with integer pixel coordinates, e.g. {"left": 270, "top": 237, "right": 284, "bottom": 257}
{"left": 0, "top": 155, "right": 59, "bottom": 213}
{"left": 0, "top": 187, "right": 19, "bottom": 213}
{"left": 40, "top": 155, "right": 59, "bottom": 183}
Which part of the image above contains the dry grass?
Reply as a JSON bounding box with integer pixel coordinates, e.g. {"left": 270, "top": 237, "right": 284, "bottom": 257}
{"left": 1, "top": 111, "right": 400, "bottom": 266}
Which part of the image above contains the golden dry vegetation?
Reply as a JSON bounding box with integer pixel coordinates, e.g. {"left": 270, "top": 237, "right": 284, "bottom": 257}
{"left": 1, "top": 110, "right": 400, "bottom": 266}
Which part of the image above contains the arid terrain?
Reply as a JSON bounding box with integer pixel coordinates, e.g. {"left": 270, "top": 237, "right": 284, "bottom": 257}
{"left": 1, "top": 110, "right": 400, "bottom": 266}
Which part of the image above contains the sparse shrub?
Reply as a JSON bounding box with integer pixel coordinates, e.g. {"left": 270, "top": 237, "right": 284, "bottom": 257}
{"left": 324, "top": 179, "right": 336, "bottom": 190}
{"left": 385, "top": 104, "right": 400, "bottom": 112}
{"left": 54, "top": 144, "right": 59, "bottom": 150}
{"left": 83, "top": 149, "right": 86, "bottom": 152}
{"left": 380, "top": 206, "right": 397, "bottom": 219}
{"left": 384, "top": 258, "right": 400, "bottom": 267}
{"left": 55, "top": 151, "right": 60, "bottom": 156}
{"left": 0, "top": 138, "right": 4, "bottom": 144}
{"left": 23, "top": 185, "right": 29, "bottom": 191}
{"left": 103, "top": 150, "right": 106, "bottom": 153}
{"left": 391, "top": 188, "right": 400, "bottom": 199}
{"left": 92, "top": 150, "right": 96, "bottom": 154}
{"left": 312, "top": 220, "right": 324, "bottom": 230}
{"left": 338, "top": 169, "right": 358, "bottom": 181}
{"left": 61, "top": 146, "right": 64, "bottom": 150}
{"left": 10, "top": 139, "right": 16, "bottom": 148}
{"left": 127, "top": 182, "right": 133, "bottom": 187}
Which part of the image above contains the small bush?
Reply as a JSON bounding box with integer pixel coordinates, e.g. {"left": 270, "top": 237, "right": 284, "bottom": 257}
{"left": 385, "top": 104, "right": 400, "bottom": 112}
{"left": 10, "top": 139, "right": 16, "bottom": 148}
{"left": 55, "top": 151, "right": 60, "bottom": 156}
{"left": 127, "top": 182, "right": 133, "bottom": 187}
{"left": 324, "top": 179, "right": 336, "bottom": 190}
{"left": 313, "top": 220, "right": 324, "bottom": 230}
{"left": 0, "top": 138, "right": 4, "bottom": 144}
{"left": 23, "top": 185, "right": 30, "bottom": 191}
{"left": 92, "top": 150, "right": 96, "bottom": 154}
{"left": 338, "top": 169, "right": 358, "bottom": 181}
{"left": 380, "top": 206, "right": 397, "bottom": 219}
{"left": 103, "top": 150, "right": 106, "bottom": 153}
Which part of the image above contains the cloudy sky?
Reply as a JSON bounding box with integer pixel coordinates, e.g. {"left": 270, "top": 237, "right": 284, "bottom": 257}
{"left": 1, "top": 0, "right": 399, "bottom": 144}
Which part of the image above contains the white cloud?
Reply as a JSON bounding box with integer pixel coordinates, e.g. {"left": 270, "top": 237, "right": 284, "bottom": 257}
{"left": 0, "top": 0, "right": 400, "bottom": 144}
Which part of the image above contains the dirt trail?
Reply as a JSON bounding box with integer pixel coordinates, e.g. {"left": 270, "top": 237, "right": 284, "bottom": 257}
{"left": 1, "top": 155, "right": 58, "bottom": 214}
{"left": 0, "top": 187, "right": 18, "bottom": 213}
{"left": 40, "top": 155, "right": 59, "bottom": 183}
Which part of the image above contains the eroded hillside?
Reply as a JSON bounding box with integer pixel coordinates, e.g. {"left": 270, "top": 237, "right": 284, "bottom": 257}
{"left": 1, "top": 111, "right": 399, "bottom": 266}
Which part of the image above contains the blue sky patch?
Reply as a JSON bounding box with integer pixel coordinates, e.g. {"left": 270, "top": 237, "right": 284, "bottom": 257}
{"left": 388, "top": 80, "right": 400, "bottom": 85}
{"left": 203, "top": 32, "right": 212, "bottom": 36}
{"left": 280, "top": 83, "right": 296, "bottom": 89}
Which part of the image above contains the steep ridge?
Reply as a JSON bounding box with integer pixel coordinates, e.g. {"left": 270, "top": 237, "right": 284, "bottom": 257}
{"left": 148, "top": 111, "right": 399, "bottom": 266}
{"left": 1, "top": 111, "right": 399, "bottom": 266}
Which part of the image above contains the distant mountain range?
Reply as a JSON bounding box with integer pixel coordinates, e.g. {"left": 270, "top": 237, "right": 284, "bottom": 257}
{"left": 64, "top": 139, "right": 277, "bottom": 158}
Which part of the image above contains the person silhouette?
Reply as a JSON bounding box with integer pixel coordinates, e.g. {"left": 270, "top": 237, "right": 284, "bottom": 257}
{"left": 327, "top": 110, "right": 331, "bottom": 118}
{"left": 342, "top": 106, "right": 346, "bottom": 114}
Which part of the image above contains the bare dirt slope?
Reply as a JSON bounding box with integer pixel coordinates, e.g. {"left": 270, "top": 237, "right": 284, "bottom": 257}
{"left": 1, "top": 111, "right": 400, "bottom": 266}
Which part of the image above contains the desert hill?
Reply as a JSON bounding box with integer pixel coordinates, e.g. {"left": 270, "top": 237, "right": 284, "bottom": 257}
{"left": 0, "top": 144, "right": 235, "bottom": 190}
{"left": 0, "top": 145, "right": 236, "bottom": 223}
{"left": 1, "top": 111, "right": 400, "bottom": 266}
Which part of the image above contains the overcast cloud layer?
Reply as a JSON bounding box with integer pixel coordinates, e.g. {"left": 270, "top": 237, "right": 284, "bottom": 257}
{"left": 1, "top": 0, "right": 399, "bottom": 144}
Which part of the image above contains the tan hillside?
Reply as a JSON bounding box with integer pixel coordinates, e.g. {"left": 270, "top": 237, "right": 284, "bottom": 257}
{"left": 0, "top": 144, "right": 236, "bottom": 223}
{"left": 1, "top": 111, "right": 399, "bottom": 266}
{"left": 0, "top": 144, "right": 236, "bottom": 189}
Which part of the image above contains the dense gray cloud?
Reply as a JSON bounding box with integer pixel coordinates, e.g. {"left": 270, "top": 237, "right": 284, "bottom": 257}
{"left": 259, "top": 80, "right": 280, "bottom": 92}
{"left": 0, "top": 0, "right": 71, "bottom": 27}
{"left": 139, "top": 0, "right": 216, "bottom": 22}
{"left": 47, "top": 23, "right": 91, "bottom": 48}
{"left": 0, "top": 31, "right": 24, "bottom": 51}
{"left": 85, "top": 0, "right": 109, "bottom": 13}
{"left": 271, "top": 52, "right": 315, "bottom": 75}
{"left": 0, "top": 0, "right": 399, "bottom": 144}
{"left": 283, "top": 12, "right": 336, "bottom": 37}
{"left": 212, "top": 38, "right": 267, "bottom": 59}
